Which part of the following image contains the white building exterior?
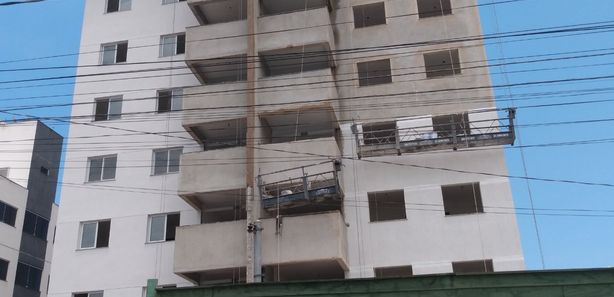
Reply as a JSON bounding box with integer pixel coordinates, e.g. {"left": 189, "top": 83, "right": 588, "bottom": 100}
{"left": 0, "top": 120, "right": 62, "bottom": 297}
{"left": 0, "top": 176, "right": 27, "bottom": 297}
{"left": 51, "top": 0, "right": 523, "bottom": 296}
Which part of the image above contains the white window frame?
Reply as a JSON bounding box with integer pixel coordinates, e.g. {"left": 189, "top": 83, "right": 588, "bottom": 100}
{"left": 156, "top": 88, "right": 183, "bottom": 113}
{"left": 105, "top": 0, "right": 131, "bottom": 13}
{"left": 159, "top": 33, "right": 185, "bottom": 57}
{"left": 78, "top": 221, "right": 100, "bottom": 250}
{"left": 93, "top": 96, "right": 123, "bottom": 121}
{"left": 151, "top": 147, "right": 183, "bottom": 175}
{"left": 146, "top": 213, "right": 178, "bottom": 243}
{"left": 86, "top": 155, "right": 117, "bottom": 182}
{"left": 100, "top": 41, "right": 128, "bottom": 65}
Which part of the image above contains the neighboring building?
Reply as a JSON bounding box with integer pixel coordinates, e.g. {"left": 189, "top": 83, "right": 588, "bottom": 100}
{"left": 0, "top": 120, "right": 63, "bottom": 297}
{"left": 51, "top": 0, "right": 523, "bottom": 296}
{"left": 0, "top": 176, "right": 27, "bottom": 297}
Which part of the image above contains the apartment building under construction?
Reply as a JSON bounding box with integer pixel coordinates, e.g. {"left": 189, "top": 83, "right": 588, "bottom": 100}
{"left": 50, "top": 0, "right": 523, "bottom": 296}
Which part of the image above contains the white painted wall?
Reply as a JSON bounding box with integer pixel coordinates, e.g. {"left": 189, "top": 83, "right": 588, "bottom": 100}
{"left": 49, "top": 1, "right": 201, "bottom": 297}
{"left": 0, "top": 177, "right": 27, "bottom": 297}
{"left": 0, "top": 121, "right": 37, "bottom": 188}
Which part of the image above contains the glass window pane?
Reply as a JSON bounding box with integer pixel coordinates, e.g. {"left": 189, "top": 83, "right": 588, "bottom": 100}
{"left": 119, "top": 0, "right": 131, "bottom": 11}
{"left": 0, "top": 203, "right": 5, "bottom": 222}
{"left": 102, "top": 45, "right": 116, "bottom": 65}
{"left": 157, "top": 90, "right": 172, "bottom": 113}
{"left": 23, "top": 211, "right": 37, "bottom": 235}
{"left": 88, "top": 158, "right": 103, "bottom": 182}
{"left": 171, "top": 89, "right": 183, "bottom": 111}
{"left": 96, "top": 221, "right": 110, "bottom": 248}
{"left": 90, "top": 293, "right": 104, "bottom": 297}
{"left": 95, "top": 99, "right": 109, "bottom": 121}
{"left": 102, "top": 156, "right": 117, "bottom": 180}
{"left": 108, "top": 97, "right": 122, "bottom": 120}
{"left": 149, "top": 215, "right": 165, "bottom": 242}
{"left": 34, "top": 217, "right": 49, "bottom": 240}
{"left": 27, "top": 266, "right": 42, "bottom": 290}
{"left": 0, "top": 259, "right": 8, "bottom": 281}
{"left": 168, "top": 149, "right": 182, "bottom": 173}
{"left": 116, "top": 42, "right": 128, "bottom": 63}
{"left": 4, "top": 205, "right": 16, "bottom": 226}
{"left": 165, "top": 213, "right": 180, "bottom": 241}
{"left": 15, "top": 263, "right": 28, "bottom": 287}
{"left": 107, "top": 0, "right": 119, "bottom": 12}
{"left": 153, "top": 151, "right": 169, "bottom": 175}
{"left": 176, "top": 34, "right": 185, "bottom": 55}
{"left": 81, "top": 222, "right": 97, "bottom": 248}
{"left": 161, "top": 36, "right": 176, "bottom": 57}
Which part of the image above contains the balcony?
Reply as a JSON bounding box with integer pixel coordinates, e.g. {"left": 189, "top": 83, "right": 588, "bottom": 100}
{"left": 174, "top": 211, "right": 348, "bottom": 284}
{"left": 354, "top": 108, "right": 516, "bottom": 158}
{"left": 258, "top": 137, "right": 340, "bottom": 174}
{"left": 256, "top": 68, "right": 339, "bottom": 115}
{"left": 185, "top": 21, "right": 247, "bottom": 61}
{"left": 188, "top": 0, "right": 247, "bottom": 25}
{"left": 182, "top": 83, "right": 247, "bottom": 127}
{"left": 258, "top": 160, "right": 343, "bottom": 215}
{"left": 258, "top": 6, "right": 335, "bottom": 53}
{"left": 178, "top": 147, "right": 245, "bottom": 201}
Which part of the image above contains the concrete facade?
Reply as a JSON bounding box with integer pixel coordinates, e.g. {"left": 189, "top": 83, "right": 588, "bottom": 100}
{"left": 51, "top": 0, "right": 523, "bottom": 296}
{"left": 0, "top": 177, "right": 27, "bottom": 297}
{"left": 0, "top": 120, "right": 63, "bottom": 297}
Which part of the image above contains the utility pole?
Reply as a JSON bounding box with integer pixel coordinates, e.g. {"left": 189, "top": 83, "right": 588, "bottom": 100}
{"left": 245, "top": 0, "right": 259, "bottom": 283}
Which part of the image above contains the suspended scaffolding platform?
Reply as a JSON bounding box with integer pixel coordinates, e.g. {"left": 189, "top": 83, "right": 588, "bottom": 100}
{"left": 353, "top": 108, "right": 516, "bottom": 158}
{"left": 258, "top": 160, "right": 343, "bottom": 214}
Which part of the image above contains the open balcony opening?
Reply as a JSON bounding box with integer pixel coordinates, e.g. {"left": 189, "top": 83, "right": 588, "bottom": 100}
{"left": 191, "top": 54, "right": 247, "bottom": 84}
{"left": 259, "top": 0, "right": 330, "bottom": 16}
{"left": 189, "top": 189, "right": 248, "bottom": 223}
{"left": 188, "top": 118, "right": 247, "bottom": 151}
{"left": 260, "top": 43, "right": 333, "bottom": 77}
{"left": 260, "top": 108, "right": 337, "bottom": 144}
{"left": 189, "top": 0, "right": 247, "bottom": 25}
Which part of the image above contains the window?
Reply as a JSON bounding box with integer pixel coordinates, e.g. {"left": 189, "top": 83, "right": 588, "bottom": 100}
{"left": 147, "top": 213, "right": 180, "bottom": 242}
{"left": 353, "top": 2, "right": 386, "bottom": 28}
{"left": 94, "top": 96, "right": 122, "bottom": 121}
{"left": 79, "top": 220, "right": 111, "bottom": 249}
{"left": 423, "top": 49, "right": 461, "bottom": 78}
{"left": 362, "top": 122, "right": 396, "bottom": 145}
{"left": 374, "top": 265, "right": 413, "bottom": 278}
{"left": 40, "top": 166, "right": 50, "bottom": 176}
{"left": 101, "top": 42, "right": 128, "bottom": 65}
{"left": 152, "top": 148, "right": 182, "bottom": 175}
{"left": 106, "top": 0, "right": 131, "bottom": 13}
{"left": 0, "top": 167, "right": 8, "bottom": 177}
{"left": 432, "top": 113, "right": 470, "bottom": 138}
{"left": 368, "top": 190, "right": 406, "bottom": 222}
{"left": 357, "top": 59, "right": 392, "bottom": 86}
{"left": 23, "top": 211, "right": 49, "bottom": 240}
{"left": 87, "top": 155, "right": 117, "bottom": 182}
{"left": 157, "top": 89, "right": 182, "bottom": 113}
{"left": 0, "top": 200, "right": 17, "bottom": 227}
{"left": 417, "top": 0, "right": 452, "bottom": 18}
{"left": 452, "top": 259, "right": 494, "bottom": 274}
{"left": 15, "top": 262, "right": 42, "bottom": 291}
{"left": 0, "top": 258, "right": 8, "bottom": 281}
{"left": 162, "top": 0, "right": 186, "bottom": 4}
{"left": 74, "top": 292, "right": 104, "bottom": 297}
{"left": 160, "top": 33, "right": 186, "bottom": 57}
{"left": 441, "top": 182, "right": 484, "bottom": 216}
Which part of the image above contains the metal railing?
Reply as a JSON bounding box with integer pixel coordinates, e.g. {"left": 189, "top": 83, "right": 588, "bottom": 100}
{"left": 353, "top": 108, "right": 516, "bottom": 158}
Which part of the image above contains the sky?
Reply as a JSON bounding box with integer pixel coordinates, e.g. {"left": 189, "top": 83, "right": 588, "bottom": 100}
{"left": 0, "top": 0, "right": 613, "bottom": 271}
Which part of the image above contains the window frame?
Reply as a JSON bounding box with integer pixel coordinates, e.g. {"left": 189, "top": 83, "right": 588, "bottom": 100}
{"left": 159, "top": 33, "right": 186, "bottom": 57}
{"left": 93, "top": 96, "right": 123, "bottom": 121}
{"left": 156, "top": 88, "right": 183, "bottom": 113}
{"left": 441, "top": 182, "right": 484, "bottom": 216}
{"left": 357, "top": 59, "right": 393, "bottom": 87}
{"left": 151, "top": 147, "right": 183, "bottom": 176}
{"left": 146, "top": 213, "right": 180, "bottom": 243}
{"left": 0, "top": 200, "right": 18, "bottom": 227}
{"left": 423, "top": 49, "right": 461, "bottom": 78}
{"left": 417, "top": 0, "right": 452, "bottom": 19}
{"left": 86, "top": 155, "right": 118, "bottom": 183}
{"left": 23, "top": 210, "right": 49, "bottom": 241}
{"left": 0, "top": 257, "right": 8, "bottom": 281}
{"left": 100, "top": 41, "right": 128, "bottom": 65}
{"left": 79, "top": 220, "right": 111, "bottom": 250}
{"left": 15, "top": 262, "right": 42, "bottom": 291}
{"left": 105, "top": 0, "right": 131, "bottom": 13}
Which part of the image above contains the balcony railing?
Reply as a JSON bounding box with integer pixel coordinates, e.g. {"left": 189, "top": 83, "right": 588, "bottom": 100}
{"left": 258, "top": 160, "right": 342, "bottom": 211}
{"left": 353, "top": 108, "right": 516, "bottom": 158}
